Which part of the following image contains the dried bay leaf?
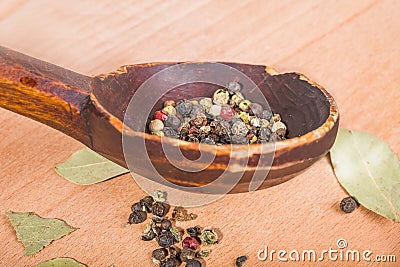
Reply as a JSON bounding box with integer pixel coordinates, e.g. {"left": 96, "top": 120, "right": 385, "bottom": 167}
{"left": 55, "top": 148, "right": 129, "bottom": 185}
{"left": 330, "top": 129, "right": 400, "bottom": 221}
{"left": 34, "top": 257, "right": 87, "bottom": 267}
{"left": 5, "top": 211, "right": 77, "bottom": 256}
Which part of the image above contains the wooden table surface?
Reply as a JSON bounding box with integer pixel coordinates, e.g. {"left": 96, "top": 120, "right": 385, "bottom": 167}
{"left": 0, "top": 1, "right": 399, "bottom": 266}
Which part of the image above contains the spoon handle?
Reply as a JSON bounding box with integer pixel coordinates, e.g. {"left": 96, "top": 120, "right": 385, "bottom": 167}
{"left": 0, "top": 46, "right": 92, "bottom": 145}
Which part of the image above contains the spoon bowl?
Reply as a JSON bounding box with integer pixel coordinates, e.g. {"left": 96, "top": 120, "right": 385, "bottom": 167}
{"left": 0, "top": 46, "right": 339, "bottom": 193}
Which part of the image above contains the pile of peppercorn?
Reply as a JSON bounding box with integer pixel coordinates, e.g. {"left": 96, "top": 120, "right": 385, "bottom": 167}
{"left": 128, "top": 191, "right": 219, "bottom": 267}
{"left": 148, "top": 82, "right": 287, "bottom": 144}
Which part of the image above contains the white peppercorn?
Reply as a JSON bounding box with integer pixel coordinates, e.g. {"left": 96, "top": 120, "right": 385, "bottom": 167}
{"left": 149, "top": 119, "right": 164, "bottom": 133}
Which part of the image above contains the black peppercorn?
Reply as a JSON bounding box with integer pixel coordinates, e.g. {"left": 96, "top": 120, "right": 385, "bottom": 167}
{"left": 152, "top": 201, "right": 170, "bottom": 217}
{"left": 131, "top": 202, "right": 143, "bottom": 212}
{"left": 236, "top": 255, "right": 247, "bottom": 267}
{"left": 163, "top": 127, "right": 179, "bottom": 138}
{"left": 157, "top": 230, "right": 175, "bottom": 248}
{"left": 185, "top": 259, "right": 202, "bottom": 267}
{"left": 152, "top": 248, "right": 169, "bottom": 262}
{"left": 141, "top": 229, "right": 156, "bottom": 241}
{"left": 340, "top": 196, "right": 359, "bottom": 213}
{"left": 176, "top": 100, "right": 193, "bottom": 117}
{"left": 140, "top": 196, "right": 154, "bottom": 213}
{"left": 160, "top": 258, "right": 179, "bottom": 267}
{"left": 186, "top": 226, "right": 201, "bottom": 237}
{"left": 160, "top": 219, "right": 172, "bottom": 230}
{"left": 128, "top": 210, "right": 147, "bottom": 224}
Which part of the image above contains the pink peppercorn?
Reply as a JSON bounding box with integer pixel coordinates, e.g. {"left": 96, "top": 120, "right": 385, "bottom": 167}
{"left": 182, "top": 236, "right": 199, "bottom": 250}
{"left": 220, "top": 106, "right": 236, "bottom": 120}
{"left": 154, "top": 110, "right": 169, "bottom": 121}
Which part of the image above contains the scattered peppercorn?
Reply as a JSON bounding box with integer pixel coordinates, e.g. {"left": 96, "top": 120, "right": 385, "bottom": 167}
{"left": 160, "top": 219, "right": 172, "bottom": 230}
{"left": 182, "top": 236, "right": 200, "bottom": 250}
{"left": 127, "top": 192, "right": 219, "bottom": 267}
{"left": 157, "top": 230, "right": 175, "bottom": 248}
{"left": 140, "top": 196, "right": 154, "bottom": 213}
{"left": 185, "top": 259, "right": 202, "bottom": 267}
{"left": 186, "top": 226, "right": 201, "bottom": 237}
{"left": 152, "top": 248, "right": 169, "bottom": 263}
{"left": 172, "top": 206, "right": 196, "bottom": 221}
{"left": 160, "top": 258, "right": 179, "bottom": 267}
{"left": 142, "top": 229, "right": 156, "bottom": 241}
{"left": 128, "top": 210, "right": 147, "bottom": 224}
{"left": 179, "top": 248, "right": 196, "bottom": 262}
{"left": 236, "top": 255, "right": 248, "bottom": 267}
{"left": 131, "top": 202, "right": 143, "bottom": 212}
{"left": 196, "top": 250, "right": 210, "bottom": 259}
{"left": 201, "top": 229, "right": 218, "bottom": 245}
{"left": 152, "top": 202, "right": 170, "bottom": 217}
{"left": 169, "top": 226, "right": 183, "bottom": 242}
{"left": 340, "top": 196, "right": 359, "bottom": 213}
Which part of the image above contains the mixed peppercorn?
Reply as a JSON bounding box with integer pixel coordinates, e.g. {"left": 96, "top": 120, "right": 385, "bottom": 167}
{"left": 148, "top": 82, "right": 287, "bottom": 144}
{"left": 127, "top": 191, "right": 219, "bottom": 267}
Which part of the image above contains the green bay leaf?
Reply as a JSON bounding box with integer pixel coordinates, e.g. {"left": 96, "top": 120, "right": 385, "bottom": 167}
{"left": 5, "top": 211, "right": 77, "bottom": 256}
{"left": 55, "top": 148, "right": 129, "bottom": 185}
{"left": 330, "top": 129, "right": 400, "bottom": 221}
{"left": 34, "top": 257, "right": 87, "bottom": 267}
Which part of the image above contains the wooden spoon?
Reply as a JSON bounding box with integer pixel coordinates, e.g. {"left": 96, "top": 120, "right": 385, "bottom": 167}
{"left": 0, "top": 46, "right": 339, "bottom": 193}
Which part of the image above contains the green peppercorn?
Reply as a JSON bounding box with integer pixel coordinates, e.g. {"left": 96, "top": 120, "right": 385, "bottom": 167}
{"left": 340, "top": 196, "right": 359, "bottom": 213}
{"left": 128, "top": 210, "right": 147, "bottom": 224}
{"left": 196, "top": 250, "right": 210, "bottom": 259}
{"left": 157, "top": 230, "right": 175, "bottom": 248}
{"left": 169, "top": 226, "right": 182, "bottom": 242}
{"left": 238, "top": 100, "right": 251, "bottom": 112}
{"left": 213, "top": 89, "right": 229, "bottom": 105}
{"left": 236, "top": 255, "right": 248, "bottom": 267}
{"left": 201, "top": 229, "right": 218, "bottom": 245}
{"left": 231, "top": 92, "right": 245, "bottom": 106}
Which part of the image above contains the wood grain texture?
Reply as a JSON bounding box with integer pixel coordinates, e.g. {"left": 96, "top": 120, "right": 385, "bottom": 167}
{"left": 0, "top": 0, "right": 399, "bottom": 266}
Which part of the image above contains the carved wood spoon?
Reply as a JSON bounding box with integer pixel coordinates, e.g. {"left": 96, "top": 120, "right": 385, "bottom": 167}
{"left": 0, "top": 46, "right": 339, "bottom": 193}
